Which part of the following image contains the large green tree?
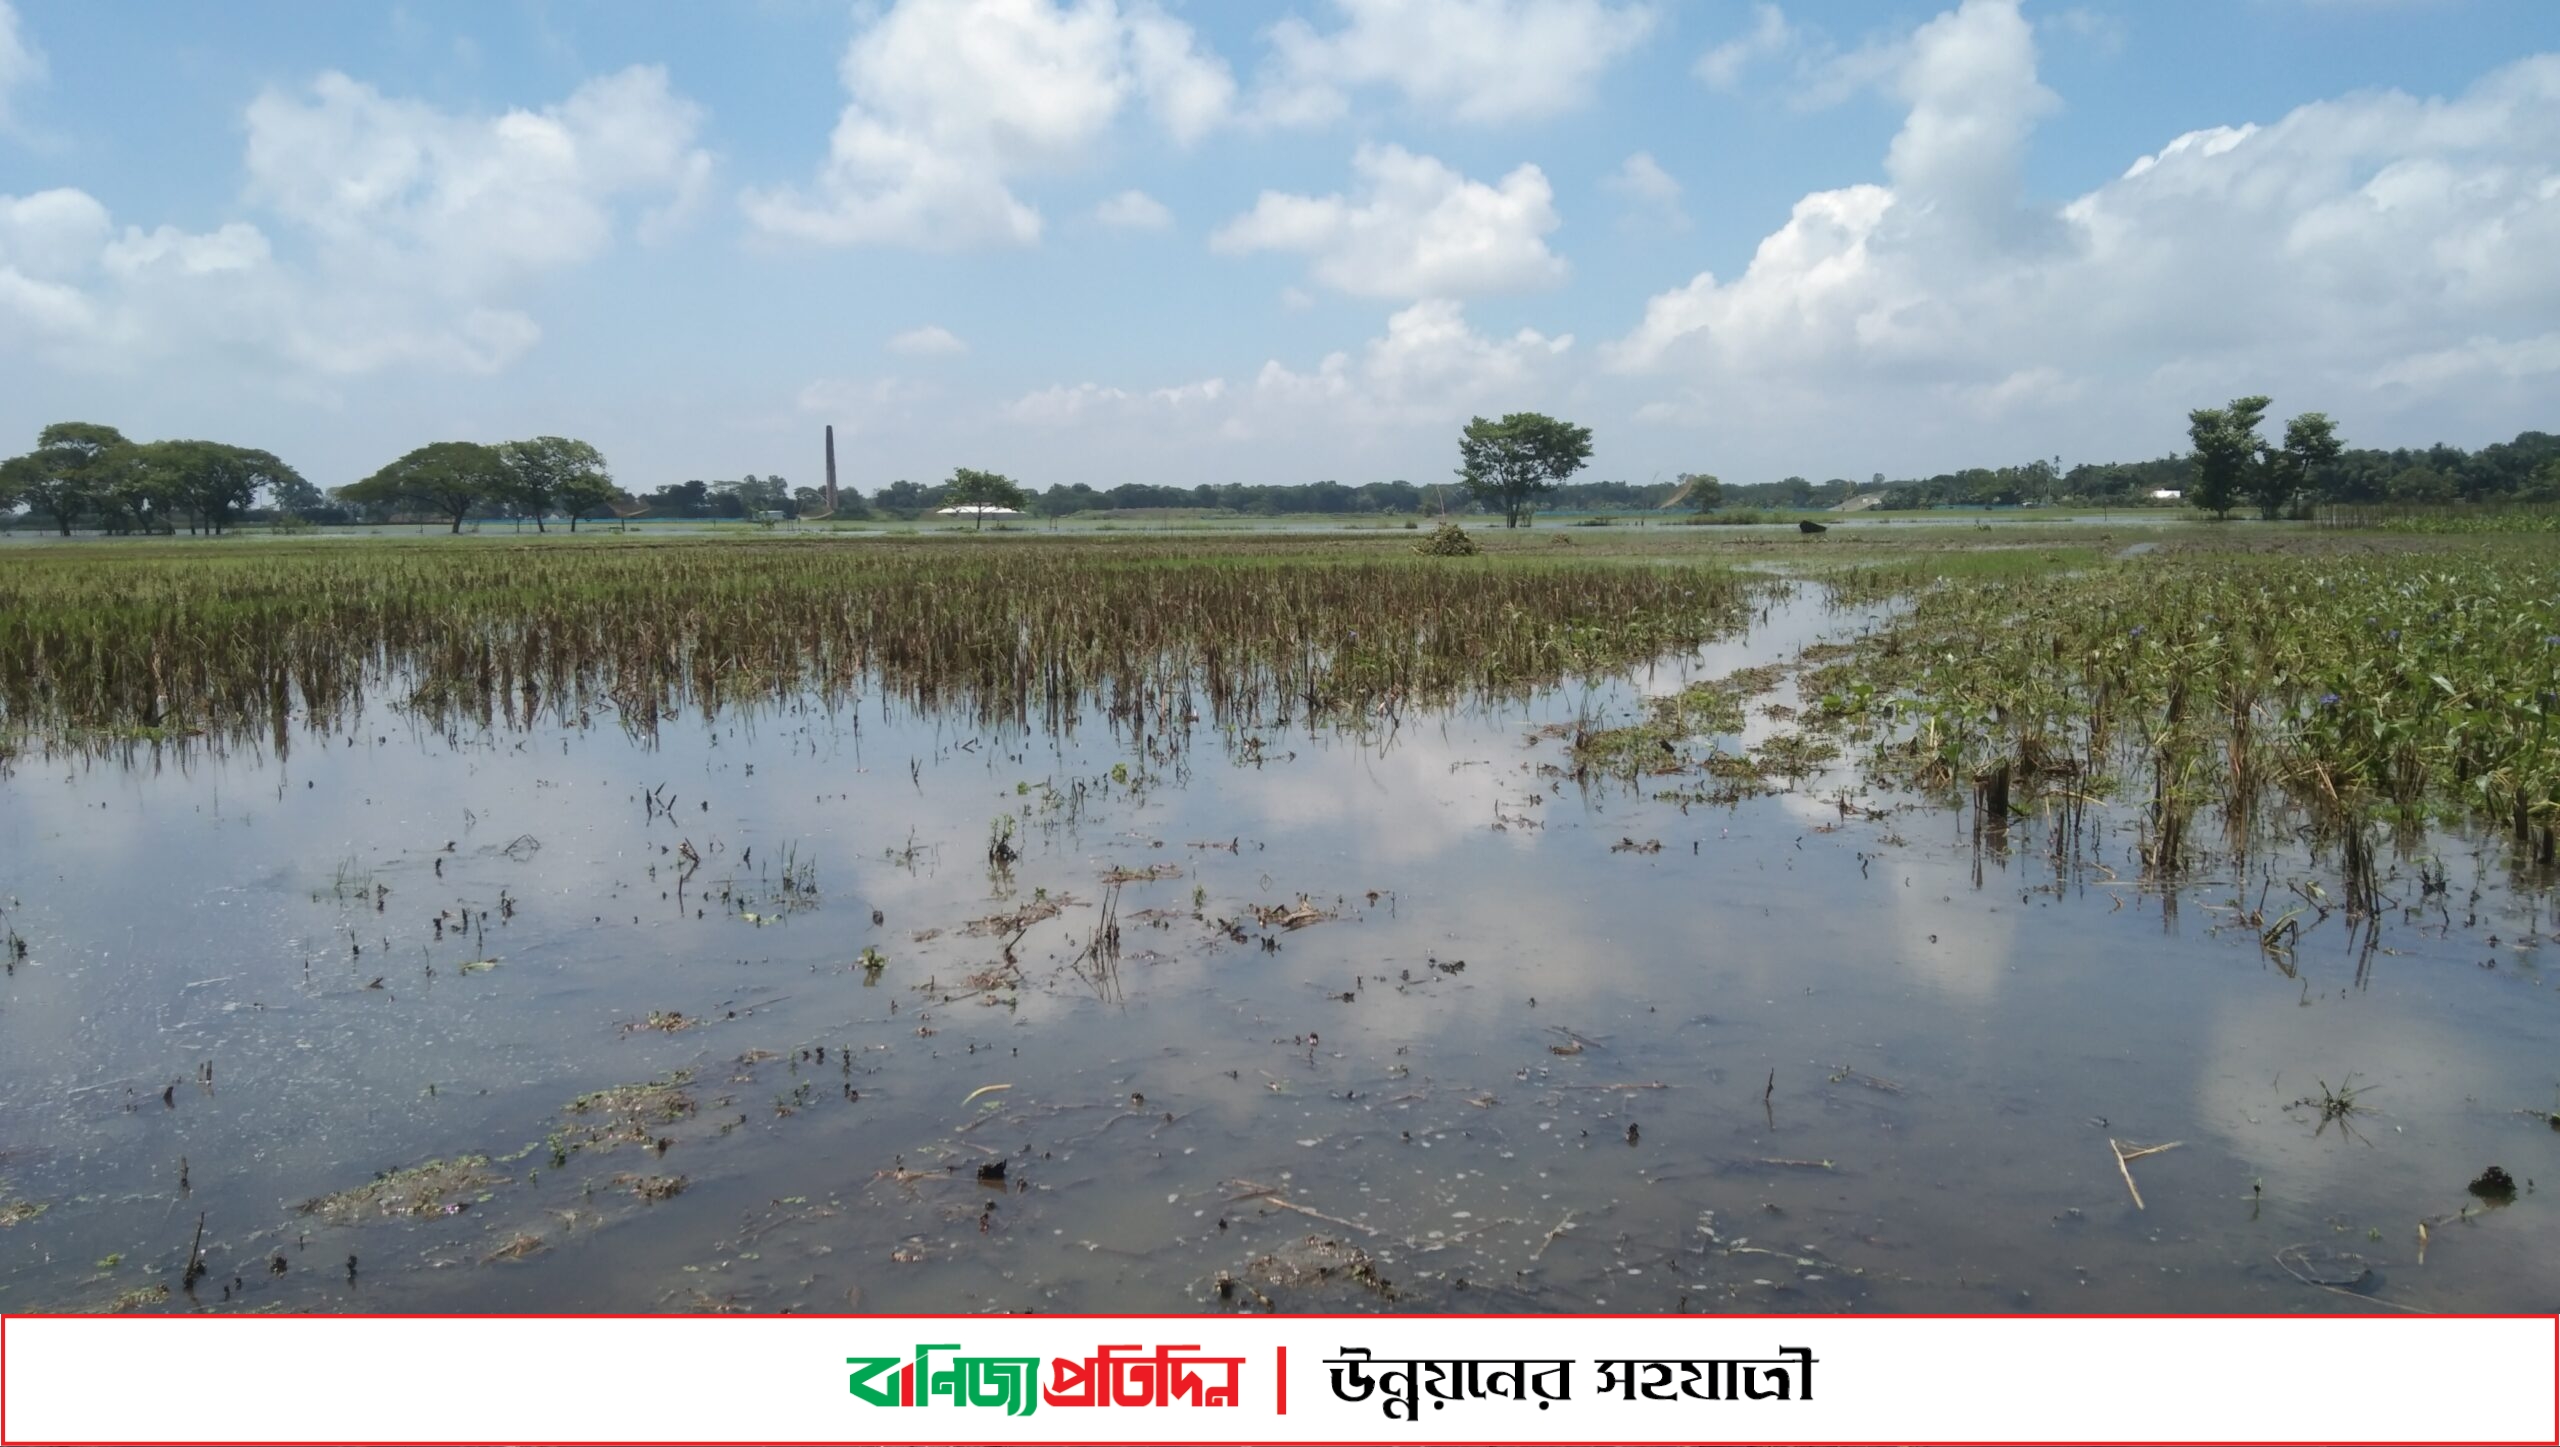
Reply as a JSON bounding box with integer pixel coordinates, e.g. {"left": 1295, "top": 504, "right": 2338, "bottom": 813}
{"left": 339, "top": 442, "right": 513, "bottom": 533}
{"left": 1458, "top": 413, "right": 1594, "bottom": 527}
{"left": 0, "top": 452, "right": 30, "bottom": 522}
{"left": 6, "top": 422, "right": 132, "bottom": 535}
{"left": 497, "top": 436, "right": 612, "bottom": 533}
{"left": 268, "top": 472, "right": 329, "bottom": 519}
{"left": 139, "top": 440, "right": 304, "bottom": 536}
{"left": 2256, "top": 411, "right": 2343, "bottom": 519}
{"left": 556, "top": 472, "right": 627, "bottom": 532}
{"left": 943, "top": 467, "right": 1026, "bottom": 530}
{"left": 2186, "top": 396, "right": 2270, "bottom": 520}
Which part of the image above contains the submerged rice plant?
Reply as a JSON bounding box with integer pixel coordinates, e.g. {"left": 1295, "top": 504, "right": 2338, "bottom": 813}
{"left": 1801, "top": 545, "right": 2560, "bottom": 876}
{"left": 0, "top": 534, "right": 1759, "bottom": 759}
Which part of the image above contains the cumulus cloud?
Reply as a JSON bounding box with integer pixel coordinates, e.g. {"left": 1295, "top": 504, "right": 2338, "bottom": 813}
{"left": 0, "top": 66, "right": 710, "bottom": 378}
{"left": 994, "top": 300, "right": 1568, "bottom": 456}
{"left": 1093, "top": 187, "right": 1174, "bottom": 229}
{"left": 1255, "top": 0, "right": 1655, "bottom": 126}
{"left": 245, "top": 65, "right": 712, "bottom": 292}
{"left": 1256, "top": 298, "right": 1571, "bottom": 417}
{"left": 887, "top": 324, "right": 968, "bottom": 357}
{"left": 742, "top": 0, "right": 1233, "bottom": 249}
{"left": 1609, "top": 0, "right": 2560, "bottom": 456}
{"left": 1211, "top": 144, "right": 1567, "bottom": 299}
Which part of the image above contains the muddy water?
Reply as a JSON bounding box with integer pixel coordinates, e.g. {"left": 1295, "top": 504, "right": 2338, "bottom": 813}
{"left": 1, "top": 589, "right": 2553, "bottom": 1316}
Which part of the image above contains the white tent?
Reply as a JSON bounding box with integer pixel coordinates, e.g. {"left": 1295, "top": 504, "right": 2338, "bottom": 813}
{"left": 936, "top": 505, "right": 1021, "bottom": 516}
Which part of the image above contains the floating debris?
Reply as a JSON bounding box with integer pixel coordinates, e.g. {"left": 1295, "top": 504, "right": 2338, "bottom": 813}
{"left": 1250, "top": 898, "right": 1336, "bottom": 931}
{"left": 1101, "top": 862, "right": 1183, "bottom": 884}
{"left": 1237, "top": 1234, "right": 1396, "bottom": 1300}
{"left": 617, "top": 1174, "right": 688, "bottom": 1203}
{"left": 300, "top": 1157, "right": 502, "bottom": 1224}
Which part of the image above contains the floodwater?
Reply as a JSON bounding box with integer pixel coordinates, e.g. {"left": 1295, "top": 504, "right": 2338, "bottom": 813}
{"left": 1, "top": 587, "right": 2552, "bottom": 1316}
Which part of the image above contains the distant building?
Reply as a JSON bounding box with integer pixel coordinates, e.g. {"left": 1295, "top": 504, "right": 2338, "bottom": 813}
{"left": 936, "top": 505, "right": 1022, "bottom": 517}
{"left": 2149, "top": 489, "right": 2183, "bottom": 501}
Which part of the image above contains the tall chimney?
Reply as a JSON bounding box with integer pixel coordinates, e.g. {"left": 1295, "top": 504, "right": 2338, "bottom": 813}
{"left": 824, "top": 425, "right": 839, "bottom": 509}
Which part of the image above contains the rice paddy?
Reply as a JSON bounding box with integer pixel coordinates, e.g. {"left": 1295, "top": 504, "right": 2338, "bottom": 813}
{"left": 0, "top": 534, "right": 1754, "bottom": 759}
{"left": 0, "top": 522, "right": 2553, "bottom": 1320}
{"left": 1802, "top": 538, "right": 2560, "bottom": 879}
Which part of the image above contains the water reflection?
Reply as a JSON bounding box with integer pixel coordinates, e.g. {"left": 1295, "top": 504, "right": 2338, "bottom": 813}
{"left": 1, "top": 589, "right": 2552, "bottom": 1317}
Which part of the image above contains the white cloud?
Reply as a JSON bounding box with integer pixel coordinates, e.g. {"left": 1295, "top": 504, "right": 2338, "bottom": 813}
{"left": 1211, "top": 144, "right": 1567, "bottom": 299}
{"left": 742, "top": 0, "right": 1232, "bottom": 249}
{"left": 0, "top": 0, "right": 41, "bottom": 130}
{"left": 1255, "top": 0, "right": 1655, "bottom": 126}
{"left": 1254, "top": 299, "right": 1571, "bottom": 422}
{"left": 244, "top": 66, "right": 711, "bottom": 292}
{"left": 993, "top": 300, "right": 1567, "bottom": 454}
{"left": 1126, "top": 4, "right": 1236, "bottom": 145}
{"left": 1007, "top": 376, "right": 1226, "bottom": 425}
{"left": 887, "top": 324, "right": 968, "bottom": 357}
{"left": 1602, "top": 151, "right": 1688, "bottom": 232}
{"left": 1093, "top": 187, "right": 1174, "bottom": 229}
{"left": 1695, "top": 3, "right": 1793, "bottom": 90}
{"left": 0, "top": 66, "right": 709, "bottom": 379}
{"left": 1609, "top": 0, "right": 2560, "bottom": 463}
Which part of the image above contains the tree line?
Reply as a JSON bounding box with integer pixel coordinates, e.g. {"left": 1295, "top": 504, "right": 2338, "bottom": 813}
{"left": 0, "top": 423, "right": 313, "bottom": 536}
{"left": 11, "top": 413, "right": 2554, "bottom": 535}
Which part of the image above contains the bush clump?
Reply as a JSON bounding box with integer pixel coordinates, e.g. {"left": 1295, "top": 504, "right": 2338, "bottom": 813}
{"left": 1413, "top": 522, "right": 1479, "bottom": 556}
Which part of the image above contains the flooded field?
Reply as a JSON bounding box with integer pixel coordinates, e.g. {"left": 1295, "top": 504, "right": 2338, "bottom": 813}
{"left": 1, "top": 531, "right": 2553, "bottom": 1317}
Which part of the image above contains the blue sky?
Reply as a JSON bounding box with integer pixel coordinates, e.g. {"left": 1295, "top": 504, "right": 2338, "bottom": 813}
{"left": 3, "top": 1, "right": 2557, "bottom": 495}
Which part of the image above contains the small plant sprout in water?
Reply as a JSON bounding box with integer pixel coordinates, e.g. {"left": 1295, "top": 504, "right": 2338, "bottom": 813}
{"left": 2284, "top": 1075, "right": 2373, "bottom": 1140}
{"left": 858, "top": 947, "right": 887, "bottom": 984}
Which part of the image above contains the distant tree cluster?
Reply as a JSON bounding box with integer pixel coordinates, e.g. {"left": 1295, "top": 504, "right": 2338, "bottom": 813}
{"left": 335, "top": 438, "right": 620, "bottom": 532}
{"left": 635, "top": 473, "right": 798, "bottom": 521}
{"left": 14, "top": 409, "right": 2555, "bottom": 538}
{"left": 0, "top": 423, "right": 309, "bottom": 536}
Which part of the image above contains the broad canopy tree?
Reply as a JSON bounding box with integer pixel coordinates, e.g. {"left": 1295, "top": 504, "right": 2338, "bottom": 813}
{"left": 942, "top": 467, "right": 1027, "bottom": 530}
{"left": 140, "top": 441, "right": 305, "bottom": 536}
{"left": 337, "top": 437, "right": 618, "bottom": 532}
{"left": 2, "top": 422, "right": 309, "bottom": 535}
{"left": 9, "top": 422, "right": 131, "bottom": 535}
{"left": 2186, "top": 397, "right": 2345, "bottom": 520}
{"left": 498, "top": 436, "right": 615, "bottom": 532}
{"left": 1457, "top": 413, "right": 1594, "bottom": 527}
{"left": 340, "top": 442, "right": 517, "bottom": 533}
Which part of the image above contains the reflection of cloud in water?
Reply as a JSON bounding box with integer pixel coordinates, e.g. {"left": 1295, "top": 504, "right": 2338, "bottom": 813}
{"left": 1188, "top": 721, "right": 1543, "bottom": 866}
{"left": 2192, "top": 989, "right": 2518, "bottom": 1207}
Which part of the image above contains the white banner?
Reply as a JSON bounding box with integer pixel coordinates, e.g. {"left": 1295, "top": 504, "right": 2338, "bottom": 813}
{"left": 3, "top": 1312, "right": 2552, "bottom": 1445}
